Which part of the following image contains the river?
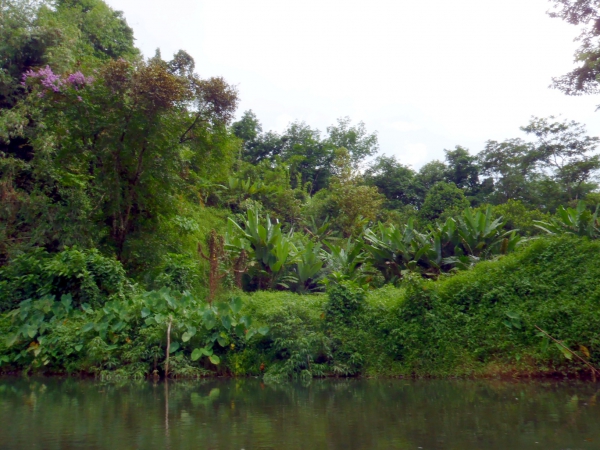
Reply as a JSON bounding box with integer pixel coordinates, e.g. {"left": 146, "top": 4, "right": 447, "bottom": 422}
{"left": 0, "top": 378, "right": 598, "bottom": 449}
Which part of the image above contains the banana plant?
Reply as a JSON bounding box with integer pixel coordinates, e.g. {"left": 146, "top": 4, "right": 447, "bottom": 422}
{"left": 303, "top": 214, "right": 339, "bottom": 242}
{"left": 363, "top": 207, "right": 522, "bottom": 283}
{"left": 323, "top": 239, "right": 372, "bottom": 287}
{"left": 226, "top": 208, "right": 297, "bottom": 289}
{"left": 534, "top": 201, "right": 600, "bottom": 239}
{"left": 454, "top": 207, "right": 521, "bottom": 258}
{"left": 227, "top": 176, "right": 264, "bottom": 195}
{"left": 363, "top": 218, "right": 438, "bottom": 282}
{"left": 293, "top": 241, "right": 325, "bottom": 293}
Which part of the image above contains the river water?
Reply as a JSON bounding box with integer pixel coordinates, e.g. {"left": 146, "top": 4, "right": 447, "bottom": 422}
{"left": 0, "top": 377, "right": 598, "bottom": 449}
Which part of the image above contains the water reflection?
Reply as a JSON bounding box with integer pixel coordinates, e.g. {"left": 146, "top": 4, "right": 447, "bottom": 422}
{"left": 0, "top": 377, "right": 599, "bottom": 449}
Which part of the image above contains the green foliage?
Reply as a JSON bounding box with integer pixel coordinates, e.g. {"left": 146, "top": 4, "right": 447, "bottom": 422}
{"left": 1, "top": 14, "right": 238, "bottom": 263}
{"left": 322, "top": 239, "right": 372, "bottom": 288}
{"left": 548, "top": 0, "right": 600, "bottom": 95}
{"left": 535, "top": 201, "right": 600, "bottom": 238}
{"left": 233, "top": 235, "right": 600, "bottom": 378}
{"left": 226, "top": 208, "right": 297, "bottom": 289}
{"left": 452, "top": 207, "right": 521, "bottom": 259}
{"left": 2, "top": 0, "right": 600, "bottom": 381}
{"left": 364, "top": 218, "right": 438, "bottom": 282}
{"left": 420, "top": 182, "right": 470, "bottom": 222}
{"left": 294, "top": 241, "right": 324, "bottom": 293}
{"left": 489, "top": 200, "right": 549, "bottom": 236}
{"left": 363, "top": 206, "right": 521, "bottom": 282}
{"left": 0, "top": 247, "right": 130, "bottom": 312}
{"left": 324, "top": 283, "right": 365, "bottom": 326}
{"left": 444, "top": 146, "right": 482, "bottom": 201}
{"left": 1, "top": 287, "right": 268, "bottom": 376}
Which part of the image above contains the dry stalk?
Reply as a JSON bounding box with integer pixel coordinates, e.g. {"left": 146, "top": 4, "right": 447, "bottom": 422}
{"left": 535, "top": 325, "right": 600, "bottom": 376}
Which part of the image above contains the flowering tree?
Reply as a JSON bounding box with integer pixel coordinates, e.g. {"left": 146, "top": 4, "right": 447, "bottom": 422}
{"left": 6, "top": 53, "right": 238, "bottom": 262}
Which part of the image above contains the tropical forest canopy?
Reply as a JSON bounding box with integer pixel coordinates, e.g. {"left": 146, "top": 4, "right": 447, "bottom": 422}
{"left": 1, "top": 0, "right": 600, "bottom": 379}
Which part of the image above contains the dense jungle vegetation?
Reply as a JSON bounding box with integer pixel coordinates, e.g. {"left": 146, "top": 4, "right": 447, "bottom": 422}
{"left": 1, "top": 0, "right": 600, "bottom": 379}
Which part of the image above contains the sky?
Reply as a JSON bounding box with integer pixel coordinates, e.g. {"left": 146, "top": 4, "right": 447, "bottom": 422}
{"left": 106, "top": 0, "right": 600, "bottom": 168}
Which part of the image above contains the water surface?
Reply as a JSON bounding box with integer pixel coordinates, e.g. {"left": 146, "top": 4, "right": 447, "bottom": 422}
{"left": 0, "top": 377, "right": 599, "bottom": 449}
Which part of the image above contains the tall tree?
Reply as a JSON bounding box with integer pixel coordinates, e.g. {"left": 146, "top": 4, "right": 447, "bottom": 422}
{"left": 419, "top": 181, "right": 470, "bottom": 222}
{"left": 364, "top": 155, "right": 420, "bottom": 209}
{"left": 478, "top": 138, "right": 537, "bottom": 204}
{"left": 548, "top": 0, "right": 600, "bottom": 95}
{"left": 522, "top": 116, "right": 600, "bottom": 201}
{"left": 443, "top": 146, "right": 481, "bottom": 195}
{"left": 231, "top": 110, "right": 286, "bottom": 164}
{"left": 325, "top": 117, "right": 379, "bottom": 166}
{"left": 3, "top": 52, "right": 238, "bottom": 260}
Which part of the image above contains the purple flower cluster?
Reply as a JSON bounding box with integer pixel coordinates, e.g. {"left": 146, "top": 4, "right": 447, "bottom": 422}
{"left": 66, "top": 71, "right": 94, "bottom": 88}
{"left": 21, "top": 66, "right": 63, "bottom": 92}
{"left": 21, "top": 66, "right": 94, "bottom": 95}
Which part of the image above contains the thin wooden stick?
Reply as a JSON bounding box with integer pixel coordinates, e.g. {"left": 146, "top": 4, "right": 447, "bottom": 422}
{"left": 165, "top": 317, "right": 172, "bottom": 378}
{"left": 535, "top": 325, "right": 599, "bottom": 376}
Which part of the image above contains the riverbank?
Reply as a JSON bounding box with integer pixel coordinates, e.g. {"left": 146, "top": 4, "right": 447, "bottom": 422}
{"left": 1, "top": 235, "right": 598, "bottom": 380}
{"left": 236, "top": 235, "right": 600, "bottom": 380}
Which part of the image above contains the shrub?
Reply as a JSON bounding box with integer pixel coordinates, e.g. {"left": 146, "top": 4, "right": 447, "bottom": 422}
{"left": 0, "top": 247, "right": 132, "bottom": 311}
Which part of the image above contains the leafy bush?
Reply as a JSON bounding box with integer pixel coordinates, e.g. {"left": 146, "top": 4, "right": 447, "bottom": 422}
{"left": 0, "top": 247, "right": 132, "bottom": 311}
{"left": 239, "top": 235, "right": 600, "bottom": 378}
{"left": 324, "top": 282, "right": 365, "bottom": 325}
{"left": 1, "top": 287, "right": 267, "bottom": 376}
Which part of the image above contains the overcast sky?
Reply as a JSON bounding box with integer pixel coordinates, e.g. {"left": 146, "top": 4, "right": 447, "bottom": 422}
{"left": 106, "top": 0, "right": 600, "bottom": 168}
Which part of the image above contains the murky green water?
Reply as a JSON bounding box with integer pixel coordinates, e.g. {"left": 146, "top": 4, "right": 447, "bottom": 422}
{"left": 0, "top": 378, "right": 599, "bottom": 449}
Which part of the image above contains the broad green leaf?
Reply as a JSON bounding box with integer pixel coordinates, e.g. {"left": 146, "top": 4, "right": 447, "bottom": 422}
{"left": 141, "top": 307, "right": 152, "bottom": 318}
{"left": 82, "top": 323, "right": 95, "bottom": 333}
{"left": 51, "top": 303, "right": 63, "bottom": 318}
{"left": 203, "top": 309, "right": 216, "bottom": 329}
{"left": 75, "top": 344, "right": 83, "bottom": 352}
{"left": 258, "top": 326, "right": 269, "bottom": 336}
{"left": 169, "top": 342, "right": 180, "bottom": 354}
{"left": 5, "top": 334, "right": 18, "bottom": 348}
{"left": 191, "top": 348, "right": 203, "bottom": 361}
{"left": 111, "top": 321, "right": 125, "bottom": 332}
{"left": 235, "top": 323, "right": 246, "bottom": 336}
{"left": 217, "top": 335, "right": 227, "bottom": 347}
{"left": 229, "top": 296, "right": 243, "bottom": 314}
{"left": 154, "top": 313, "right": 166, "bottom": 324}
{"left": 221, "top": 315, "right": 232, "bottom": 331}
{"left": 240, "top": 315, "right": 253, "bottom": 328}
{"left": 61, "top": 294, "right": 73, "bottom": 310}
{"left": 209, "top": 354, "right": 220, "bottom": 365}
